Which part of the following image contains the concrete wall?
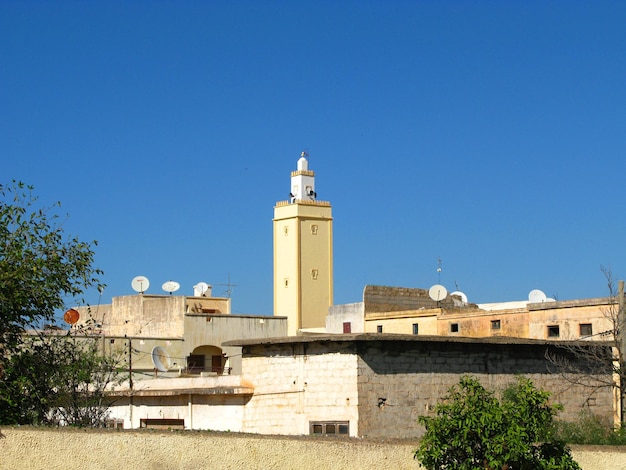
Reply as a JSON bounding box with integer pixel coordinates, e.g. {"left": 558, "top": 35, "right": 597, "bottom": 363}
{"left": 184, "top": 314, "right": 287, "bottom": 374}
{"left": 365, "top": 309, "right": 439, "bottom": 335}
{"left": 106, "top": 375, "right": 253, "bottom": 431}
{"left": 356, "top": 339, "right": 613, "bottom": 438}
{"left": 234, "top": 336, "right": 612, "bottom": 439}
{"left": 357, "top": 289, "right": 614, "bottom": 343}
{"left": 528, "top": 299, "right": 614, "bottom": 340}
{"left": 363, "top": 285, "right": 466, "bottom": 312}
{"left": 1, "top": 428, "right": 625, "bottom": 470}
{"left": 326, "top": 302, "right": 365, "bottom": 333}
{"left": 241, "top": 342, "right": 359, "bottom": 436}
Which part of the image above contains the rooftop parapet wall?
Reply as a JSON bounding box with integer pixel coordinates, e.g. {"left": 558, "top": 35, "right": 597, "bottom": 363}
{"left": 363, "top": 285, "right": 477, "bottom": 313}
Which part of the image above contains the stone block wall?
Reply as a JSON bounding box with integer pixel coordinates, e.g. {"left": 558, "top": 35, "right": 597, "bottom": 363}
{"left": 241, "top": 342, "right": 360, "bottom": 436}
{"left": 356, "top": 339, "right": 614, "bottom": 438}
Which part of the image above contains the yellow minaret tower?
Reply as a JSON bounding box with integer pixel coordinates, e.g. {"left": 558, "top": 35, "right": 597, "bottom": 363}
{"left": 273, "top": 152, "right": 333, "bottom": 335}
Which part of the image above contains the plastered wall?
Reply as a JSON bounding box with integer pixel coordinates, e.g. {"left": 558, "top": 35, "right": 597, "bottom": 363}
{"left": 1, "top": 428, "right": 625, "bottom": 470}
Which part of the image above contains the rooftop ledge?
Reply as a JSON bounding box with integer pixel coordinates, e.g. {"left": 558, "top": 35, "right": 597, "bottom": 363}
{"left": 106, "top": 375, "right": 254, "bottom": 397}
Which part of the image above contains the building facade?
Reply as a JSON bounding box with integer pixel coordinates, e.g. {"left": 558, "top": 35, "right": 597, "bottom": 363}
{"left": 76, "top": 290, "right": 287, "bottom": 378}
{"left": 327, "top": 285, "right": 616, "bottom": 343}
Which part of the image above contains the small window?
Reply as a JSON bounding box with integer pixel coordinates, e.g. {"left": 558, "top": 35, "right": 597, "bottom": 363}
{"left": 377, "top": 325, "right": 383, "bottom": 333}
{"left": 412, "top": 323, "right": 419, "bottom": 335}
{"left": 284, "top": 278, "right": 289, "bottom": 287}
{"left": 579, "top": 323, "right": 592, "bottom": 337}
{"left": 343, "top": 322, "right": 351, "bottom": 334}
{"left": 311, "top": 269, "right": 319, "bottom": 280}
{"left": 311, "top": 224, "right": 318, "bottom": 235}
{"left": 450, "top": 323, "right": 459, "bottom": 333}
{"left": 547, "top": 325, "right": 560, "bottom": 338}
{"left": 283, "top": 226, "right": 289, "bottom": 235}
{"left": 491, "top": 320, "right": 501, "bottom": 330}
{"left": 310, "top": 421, "right": 349, "bottom": 436}
{"left": 140, "top": 418, "right": 184, "bottom": 429}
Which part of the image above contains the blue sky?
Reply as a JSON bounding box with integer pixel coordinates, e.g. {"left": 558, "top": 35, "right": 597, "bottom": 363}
{"left": 2, "top": 1, "right": 625, "bottom": 316}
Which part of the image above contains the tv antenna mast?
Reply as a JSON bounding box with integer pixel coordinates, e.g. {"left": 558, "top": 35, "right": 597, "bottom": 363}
{"left": 216, "top": 273, "right": 238, "bottom": 298}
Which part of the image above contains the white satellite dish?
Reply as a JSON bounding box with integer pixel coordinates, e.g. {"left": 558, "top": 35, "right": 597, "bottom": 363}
{"left": 193, "top": 282, "right": 209, "bottom": 297}
{"left": 151, "top": 346, "right": 171, "bottom": 372}
{"left": 429, "top": 284, "right": 448, "bottom": 302}
{"left": 528, "top": 289, "right": 547, "bottom": 303}
{"left": 131, "top": 275, "right": 150, "bottom": 294}
{"left": 451, "top": 291, "right": 468, "bottom": 303}
{"left": 162, "top": 280, "right": 180, "bottom": 294}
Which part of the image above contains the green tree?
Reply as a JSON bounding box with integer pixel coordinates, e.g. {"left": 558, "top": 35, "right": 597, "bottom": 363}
{"left": 0, "top": 181, "right": 110, "bottom": 426}
{"left": 0, "top": 181, "right": 103, "bottom": 346}
{"left": 0, "top": 325, "right": 124, "bottom": 426}
{"left": 414, "top": 376, "right": 580, "bottom": 470}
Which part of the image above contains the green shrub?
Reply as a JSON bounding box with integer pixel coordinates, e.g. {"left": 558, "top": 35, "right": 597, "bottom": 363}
{"left": 414, "top": 376, "right": 580, "bottom": 470}
{"left": 555, "top": 411, "right": 626, "bottom": 445}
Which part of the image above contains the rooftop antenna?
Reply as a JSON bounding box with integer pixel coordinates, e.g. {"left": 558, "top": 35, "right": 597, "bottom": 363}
{"left": 216, "top": 273, "right": 237, "bottom": 298}
{"left": 437, "top": 257, "right": 442, "bottom": 283}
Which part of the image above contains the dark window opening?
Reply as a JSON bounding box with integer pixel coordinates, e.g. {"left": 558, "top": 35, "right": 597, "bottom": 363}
{"left": 491, "top": 320, "right": 501, "bottom": 330}
{"left": 343, "top": 322, "right": 351, "bottom": 334}
{"left": 140, "top": 418, "right": 184, "bottom": 430}
{"left": 547, "top": 325, "right": 560, "bottom": 338}
{"left": 579, "top": 323, "right": 593, "bottom": 337}
{"left": 450, "top": 323, "right": 459, "bottom": 333}
{"left": 412, "top": 323, "right": 419, "bottom": 335}
{"left": 310, "top": 421, "right": 349, "bottom": 436}
{"left": 376, "top": 325, "right": 383, "bottom": 333}
{"left": 187, "top": 354, "right": 205, "bottom": 374}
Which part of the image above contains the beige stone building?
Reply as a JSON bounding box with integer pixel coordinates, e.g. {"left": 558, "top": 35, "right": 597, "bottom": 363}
{"left": 97, "top": 332, "right": 613, "bottom": 436}
{"left": 327, "top": 285, "right": 615, "bottom": 343}
{"left": 76, "top": 288, "right": 287, "bottom": 378}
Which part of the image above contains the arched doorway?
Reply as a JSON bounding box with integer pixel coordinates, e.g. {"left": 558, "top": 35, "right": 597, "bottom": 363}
{"left": 187, "top": 345, "right": 229, "bottom": 375}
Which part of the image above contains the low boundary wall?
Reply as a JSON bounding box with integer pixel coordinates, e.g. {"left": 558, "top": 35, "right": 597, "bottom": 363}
{"left": 1, "top": 428, "right": 625, "bottom": 470}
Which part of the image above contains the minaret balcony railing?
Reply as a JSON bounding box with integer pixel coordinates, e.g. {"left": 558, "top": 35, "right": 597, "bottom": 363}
{"left": 276, "top": 199, "right": 331, "bottom": 207}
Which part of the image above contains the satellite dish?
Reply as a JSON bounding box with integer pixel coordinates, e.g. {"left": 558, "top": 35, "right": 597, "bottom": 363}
{"left": 131, "top": 276, "right": 150, "bottom": 293}
{"left": 429, "top": 284, "right": 448, "bottom": 302}
{"left": 162, "top": 280, "right": 180, "bottom": 294}
{"left": 528, "top": 289, "right": 547, "bottom": 303}
{"left": 451, "top": 291, "right": 468, "bottom": 303}
{"left": 151, "top": 346, "right": 171, "bottom": 372}
{"left": 193, "top": 282, "right": 209, "bottom": 297}
{"left": 63, "top": 308, "right": 80, "bottom": 325}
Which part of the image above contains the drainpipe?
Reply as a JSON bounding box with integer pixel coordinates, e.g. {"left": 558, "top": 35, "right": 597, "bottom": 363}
{"left": 619, "top": 280, "right": 625, "bottom": 425}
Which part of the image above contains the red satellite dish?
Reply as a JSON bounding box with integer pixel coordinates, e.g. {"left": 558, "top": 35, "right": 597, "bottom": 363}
{"left": 63, "top": 308, "right": 80, "bottom": 325}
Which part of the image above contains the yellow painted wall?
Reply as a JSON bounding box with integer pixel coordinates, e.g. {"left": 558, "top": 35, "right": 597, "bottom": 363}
{"left": 274, "top": 201, "right": 333, "bottom": 335}
{"left": 362, "top": 298, "right": 614, "bottom": 343}
{"left": 365, "top": 310, "right": 439, "bottom": 335}
{"left": 2, "top": 428, "right": 625, "bottom": 470}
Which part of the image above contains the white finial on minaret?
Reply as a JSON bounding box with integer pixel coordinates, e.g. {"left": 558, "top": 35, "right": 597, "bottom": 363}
{"left": 298, "top": 151, "right": 309, "bottom": 171}
{"left": 290, "top": 151, "right": 316, "bottom": 202}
